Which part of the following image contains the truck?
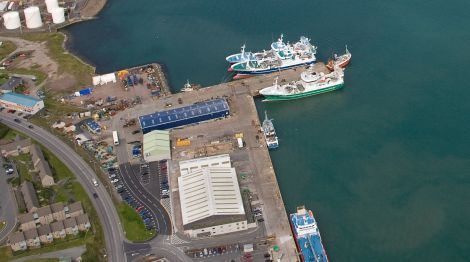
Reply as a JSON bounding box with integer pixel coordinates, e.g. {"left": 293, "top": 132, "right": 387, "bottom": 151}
{"left": 112, "top": 131, "right": 119, "bottom": 146}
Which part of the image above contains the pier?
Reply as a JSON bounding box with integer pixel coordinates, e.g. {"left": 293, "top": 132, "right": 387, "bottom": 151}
{"left": 117, "top": 62, "right": 329, "bottom": 261}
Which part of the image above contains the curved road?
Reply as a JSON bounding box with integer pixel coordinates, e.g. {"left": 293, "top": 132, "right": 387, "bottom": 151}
{"left": 0, "top": 114, "right": 125, "bottom": 262}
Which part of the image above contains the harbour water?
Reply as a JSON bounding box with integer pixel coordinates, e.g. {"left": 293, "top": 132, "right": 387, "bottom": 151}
{"left": 66, "top": 0, "right": 470, "bottom": 260}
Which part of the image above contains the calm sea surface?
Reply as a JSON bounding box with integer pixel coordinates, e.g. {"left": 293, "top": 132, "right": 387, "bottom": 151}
{"left": 66, "top": 0, "right": 470, "bottom": 260}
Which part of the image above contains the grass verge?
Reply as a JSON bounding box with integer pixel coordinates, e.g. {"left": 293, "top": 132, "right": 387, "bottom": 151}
{"left": 118, "top": 203, "right": 155, "bottom": 241}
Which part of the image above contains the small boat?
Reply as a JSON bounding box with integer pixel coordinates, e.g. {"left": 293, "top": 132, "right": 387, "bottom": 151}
{"left": 262, "top": 111, "right": 279, "bottom": 149}
{"left": 181, "top": 80, "right": 200, "bottom": 92}
{"left": 326, "top": 45, "right": 351, "bottom": 71}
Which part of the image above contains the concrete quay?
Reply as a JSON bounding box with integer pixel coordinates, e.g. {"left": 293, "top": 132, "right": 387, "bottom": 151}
{"left": 112, "top": 63, "right": 329, "bottom": 261}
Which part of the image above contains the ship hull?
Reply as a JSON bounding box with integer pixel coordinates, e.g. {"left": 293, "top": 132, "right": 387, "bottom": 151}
{"left": 232, "top": 60, "right": 315, "bottom": 75}
{"left": 263, "top": 83, "right": 344, "bottom": 101}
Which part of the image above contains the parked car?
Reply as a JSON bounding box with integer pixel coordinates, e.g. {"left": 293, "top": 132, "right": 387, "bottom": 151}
{"left": 111, "top": 179, "right": 119, "bottom": 183}
{"left": 132, "top": 130, "right": 141, "bottom": 135}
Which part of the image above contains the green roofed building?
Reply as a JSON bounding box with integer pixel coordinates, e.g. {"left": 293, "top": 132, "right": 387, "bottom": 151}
{"left": 143, "top": 130, "right": 171, "bottom": 162}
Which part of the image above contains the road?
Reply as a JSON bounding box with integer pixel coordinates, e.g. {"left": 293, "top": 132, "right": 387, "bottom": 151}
{"left": 0, "top": 113, "right": 125, "bottom": 262}
{"left": 11, "top": 245, "right": 86, "bottom": 262}
{"left": 119, "top": 163, "right": 172, "bottom": 235}
{"left": 0, "top": 158, "right": 18, "bottom": 244}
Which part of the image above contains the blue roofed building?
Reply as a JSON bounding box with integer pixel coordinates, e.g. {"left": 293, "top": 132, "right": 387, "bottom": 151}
{"left": 0, "top": 92, "right": 44, "bottom": 115}
{"left": 139, "top": 99, "right": 230, "bottom": 133}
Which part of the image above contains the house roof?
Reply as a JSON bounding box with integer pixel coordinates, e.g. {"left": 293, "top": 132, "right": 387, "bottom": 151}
{"left": 50, "top": 202, "right": 64, "bottom": 213}
{"left": 63, "top": 217, "right": 77, "bottom": 228}
{"left": 0, "top": 77, "right": 22, "bottom": 91}
{"left": 29, "top": 144, "right": 54, "bottom": 182}
{"left": 23, "top": 228, "right": 38, "bottom": 239}
{"left": 50, "top": 221, "right": 64, "bottom": 232}
{"left": 37, "top": 224, "right": 51, "bottom": 236}
{"left": 0, "top": 92, "right": 41, "bottom": 107}
{"left": 8, "top": 232, "right": 25, "bottom": 243}
{"left": 0, "top": 138, "right": 31, "bottom": 153}
{"left": 68, "top": 201, "right": 83, "bottom": 213}
{"left": 75, "top": 213, "right": 90, "bottom": 225}
{"left": 20, "top": 181, "right": 39, "bottom": 211}
{"left": 18, "top": 212, "right": 35, "bottom": 224}
{"left": 36, "top": 205, "right": 52, "bottom": 217}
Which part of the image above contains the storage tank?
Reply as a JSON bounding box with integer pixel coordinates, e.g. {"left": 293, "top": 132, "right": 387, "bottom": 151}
{"left": 24, "top": 6, "right": 43, "bottom": 29}
{"left": 3, "top": 11, "right": 21, "bottom": 29}
{"left": 50, "top": 7, "right": 65, "bottom": 24}
{"left": 45, "top": 0, "right": 59, "bottom": 12}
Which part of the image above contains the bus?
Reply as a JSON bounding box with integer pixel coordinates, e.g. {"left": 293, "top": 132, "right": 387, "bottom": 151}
{"left": 112, "top": 131, "right": 119, "bottom": 146}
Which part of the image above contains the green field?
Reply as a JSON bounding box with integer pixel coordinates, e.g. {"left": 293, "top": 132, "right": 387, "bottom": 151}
{"left": 0, "top": 41, "right": 16, "bottom": 61}
{"left": 118, "top": 203, "right": 155, "bottom": 241}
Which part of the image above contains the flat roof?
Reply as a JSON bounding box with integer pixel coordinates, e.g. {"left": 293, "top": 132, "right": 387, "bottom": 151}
{"left": 139, "top": 99, "right": 229, "bottom": 130}
{"left": 0, "top": 92, "right": 41, "bottom": 107}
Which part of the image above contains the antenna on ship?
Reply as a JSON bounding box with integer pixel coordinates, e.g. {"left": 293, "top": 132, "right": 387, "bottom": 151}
{"left": 345, "top": 44, "right": 349, "bottom": 54}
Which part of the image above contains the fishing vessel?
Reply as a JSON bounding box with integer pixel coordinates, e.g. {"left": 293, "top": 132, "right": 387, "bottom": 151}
{"left": 290, "top": 206, "right": 329, "bottom": 262}
{"left": 181, "top": 80, "right": 200, "bottom": 92}
{"left": 230, "top": 35, "right": 317, "bottom": 79}
{"left": 262, "top": 111, "right": 279, "bottom": 149}
{"left": 326, "top": 46, "right": 351, "bottom": 71}
{"left": 259, "top": 66, "right": 344, "bottom": 101}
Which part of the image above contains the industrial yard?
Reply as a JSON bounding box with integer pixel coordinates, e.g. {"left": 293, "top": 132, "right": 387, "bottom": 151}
{"left": 3, "top": 57, "right": 329, "bottom": 261}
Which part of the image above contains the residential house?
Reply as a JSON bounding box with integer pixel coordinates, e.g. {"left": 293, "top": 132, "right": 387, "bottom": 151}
{"left": 76, "top": 213, "right": 91, "bottom": 231}
{"left": 0, "top": 138, "right": 31, "bottom": 157}
{"left": 64, "top": 217, "right": 78, "bottom": 235}
{"left": 8, "top": 232, "right": 27, "bottom": 252}
{"left": 29, "top": 144, "right": 55, "bottom": 187}
{"left": 37, "top": 224, "right": 53, "bottom": 244}
{"left": 50, "top": 221, "right": 66, "bottom": 239}
{"left": 36, "top": 206, "right": 53, "bottom": 225}
{"left": 18, "top": 212, "right": 36, "bottom": 231}
{"left": 0, "top": 76, "right": 23, "bottom": 93}
{"left": 20, "top": 181, "right": 39, "bottom": 212}
{"left": 51, "top": 202, "right": 66, "bottom": 221}
{"left": 67, "top": 201, "right": 84, "bottom": 218}
{"left": 23, "top": 228, "right": 40, "bottom": 248}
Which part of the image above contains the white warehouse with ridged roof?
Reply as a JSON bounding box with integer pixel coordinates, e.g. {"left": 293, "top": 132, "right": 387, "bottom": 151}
{"left": 177, "top": 154, "right": 248, "bottom": 238}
